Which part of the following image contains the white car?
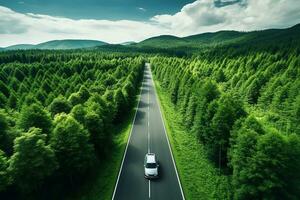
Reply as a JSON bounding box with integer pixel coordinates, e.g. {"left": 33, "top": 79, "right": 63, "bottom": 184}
{"left": 144, "top": 153, "right": 159, "bottom": 179}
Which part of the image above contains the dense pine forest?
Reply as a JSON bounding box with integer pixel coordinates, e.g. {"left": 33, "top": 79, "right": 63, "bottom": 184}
{"left": 0, "top": 23, "right": 299, "bottom": 200}
{"left": 151, "top": 36, "right": 300, "bottom": 199}
{"left": 0, "top": 51, "right": 144, "bottom": 199}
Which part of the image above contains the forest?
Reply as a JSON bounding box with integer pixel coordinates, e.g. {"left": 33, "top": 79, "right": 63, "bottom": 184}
{"left": 0, "top": 50, "right": 144, "bottom": 199}
{"left": 151, "top": 40, "right": 300, "bottom": 199}
{"left": 0, "top": 23, "right": 299, "bottom": 200}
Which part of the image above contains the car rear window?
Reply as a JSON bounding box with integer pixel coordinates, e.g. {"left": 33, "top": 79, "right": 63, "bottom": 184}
{"left": 146, "top": 163, "right": 157, "bottom": 168}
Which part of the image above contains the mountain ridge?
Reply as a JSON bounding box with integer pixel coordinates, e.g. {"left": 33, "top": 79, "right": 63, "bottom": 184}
{"left": 2, "top": 23, "right": 300, "bottom": 51}
{"left": 135, "top": 23, "right": 300, "bottom": 48}
{"left": 4, "top": 39, "right": 107, "bottom": 50}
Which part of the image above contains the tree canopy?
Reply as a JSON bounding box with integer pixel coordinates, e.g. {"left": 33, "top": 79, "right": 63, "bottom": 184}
{"left": 9, "top": 128, "right": 57, "bottom": 193}
{"left": 0, "top": 51, "right": 144, "bottom": 198}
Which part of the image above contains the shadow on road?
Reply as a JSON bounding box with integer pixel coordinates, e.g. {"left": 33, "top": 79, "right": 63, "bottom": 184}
{"left": 141, "top": 88, "right": 149, "bottom": 95}
{"left": 134, "top": 110, "right": 146, "bottom": 125}
{"left": 138, "top": 100, "right": 148, "bottom": 108}
{"left": 143, "top": 83, "right": 150, "bottom": 87}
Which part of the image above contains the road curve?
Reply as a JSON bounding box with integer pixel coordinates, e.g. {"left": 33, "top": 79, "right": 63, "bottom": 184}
{"left": 112, "top": 63, "right": 184, "bottom": 200}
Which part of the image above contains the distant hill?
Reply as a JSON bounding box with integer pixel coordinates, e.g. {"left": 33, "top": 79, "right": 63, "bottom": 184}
{"left": 120, "top": 41, "right": 137, "bottom": 45}
{"left": 5, "top": 39, "right": 107, "bottom": 50}
{"left": 36, "top": 39, "right": 107, "bottom": 49}
{"left": 184, "top": 31, "right": 248, "bottom": 45}
{"left": 136, "top": 35, "right": 188, "bottom": 48}
{"left": 5, "top": 44, "right": 36, "bottom": 50}
{"left": 136, "top": 23, "right": 300, "bottom": 48}
{"left": 3, "top": 23, "right": 299, "bottom": 51}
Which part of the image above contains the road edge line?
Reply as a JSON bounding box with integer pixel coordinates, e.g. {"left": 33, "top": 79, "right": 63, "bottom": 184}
{"left": 111, "top": 66, "right": 145, "bottom": 200}
{"left": 149, "top": 64, "right": 186, "bottom": 200}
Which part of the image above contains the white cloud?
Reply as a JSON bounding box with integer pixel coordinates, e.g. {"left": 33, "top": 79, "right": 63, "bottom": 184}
{"left": 151, "top": 0, "right": 300, "bottom": 36}
{"left": 0, "top": 6, "right": 28, "bottom": 34}
{"left": 0, "top": 0, "right": 300, "bottom": 47}
{"left": 0, "top": 6, "right": 170, "bottom": 47}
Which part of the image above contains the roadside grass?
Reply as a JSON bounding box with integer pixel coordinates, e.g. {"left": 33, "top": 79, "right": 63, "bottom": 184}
{"left": 154, "top": 80, "right": 232, "bottom": 200}
{"left": 69, "top": 88, "right": 142, "bottom": 200}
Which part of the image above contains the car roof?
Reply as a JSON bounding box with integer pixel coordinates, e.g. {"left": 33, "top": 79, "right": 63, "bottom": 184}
{"left": 146, "top": 153, "right": 156, "bottom": 163}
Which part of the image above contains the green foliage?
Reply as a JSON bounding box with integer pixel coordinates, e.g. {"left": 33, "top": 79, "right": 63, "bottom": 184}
{"left": 0, "top": 110, "right": 14, "bottom": 155}
{"left": 68, "top": 92, "right": 83, "bottom": 106}
{"left": 0, "top": 150, "right": 10, "bottom": 192}
{"left": 151, "top": 33, "right": 300, "bottom": 199}
{"left": 113, "top": 88, "right": 128, "bottom": 123}
{"left": 154, "top": 80, "right": 232, "bottom": 199}
{"left": 7, "top": 92, "right": 17, "bottom": 109}
{"left": 2, "top": 25, "right": 298, "bottom": 199}
{"left": 122, "top": 81, "right": 135, "bottom": 105}
{"left": 22, "top": 93, "right": 38, "bottom": 107}
{"left": 0, "top": 80, "right": 9, "bottom": 98}
{"left": 251, "top": 132, "right": 295, "bottom": 198}
{"left": 0, "top": 111, "right": 9, "bottom": 150}
{"left": 18, "top": 103, "right": 52, "bottom": 135}
{"left": 232, "top": 130, "right": 300, "bottom": 199}
{"left": 200, "top": 80, "right": 220, "bottom": 102}
{"left": 0, "top": 51, "right": 144, "bottom": 197}
{"left": 170, "top": 80, "right": 179, "bottom": 104}
{"left": 9, "top": 128, "right": 57, "bottom": 193}
{"left": 79, "top": 86, "right": 90, "bottom": 102}
{"left": 246, "top": 78, "right": 261, "bottom": 104}
{"left": 208, "top": 94, "right": 246, "bottom": 164}
{"left": 0, "top": 93, "right": 7, "bottom": 108}
{"left": 294, "top": 95, "right": 300, "bottom": 131}
{"left": 231, "top": 128, "right": 259, "bottom": 199}
{"left": 136, "top": 23, "right": 300, "bottom": 53}
{"left": 49, "top": 95, "right": 72, "bottom": 116}
{"left": 50, "top": 114, "right": 96, "bottom": 177}
{"left": 70, "top": 104, "right": 86, "bottom": 125}
{"left": 215, "top": 69, "right": 226, "bottom": 83}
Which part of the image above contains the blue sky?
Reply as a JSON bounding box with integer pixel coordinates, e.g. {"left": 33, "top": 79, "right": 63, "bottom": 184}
{"left": 0, "top": 0, "right": 299, "bottom": 47}
{"left": 0, "top": 0, "right": 194, "bottom": 20}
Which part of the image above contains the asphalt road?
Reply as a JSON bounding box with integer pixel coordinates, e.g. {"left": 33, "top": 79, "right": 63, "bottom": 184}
{"left": 112, "top": 63, "right": 184, "bottom": 200}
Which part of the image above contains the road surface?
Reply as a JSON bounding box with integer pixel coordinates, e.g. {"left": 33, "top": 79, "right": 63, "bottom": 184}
{"left": 112, "top": 63, "right": 184, "bottom": 200}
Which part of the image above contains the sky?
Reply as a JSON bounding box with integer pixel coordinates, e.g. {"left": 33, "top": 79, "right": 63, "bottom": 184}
{"left": 0, "top": 0, "right": 300, "bottom": 47}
